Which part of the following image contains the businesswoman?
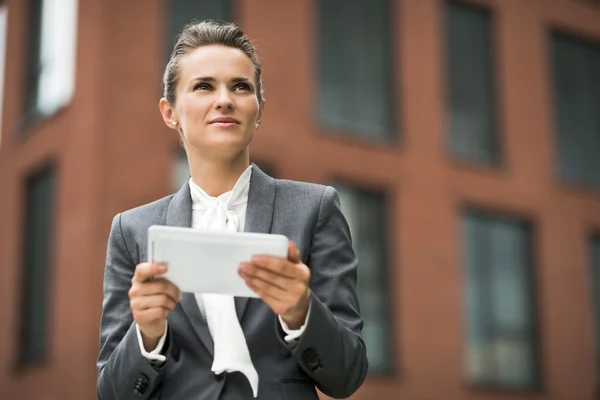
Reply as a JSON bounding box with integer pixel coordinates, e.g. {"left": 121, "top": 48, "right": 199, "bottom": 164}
{"left": 97, "top": 20, "right": 367, "bottom": 400}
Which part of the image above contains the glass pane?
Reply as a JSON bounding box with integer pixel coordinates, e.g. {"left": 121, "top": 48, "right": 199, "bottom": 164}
{"left": 463, "top": 215, "right": 494, "bottom": 383}
{"left": 317, "top": 0, "right": 395, "bottom": 141}
{"left": 551, "top": 32, "right": 600, "bottom": 187}
{"left": 462, "top": 212, "right": 537, "bottom": 389}
{"left": 24, "top": 0, "right": 78, "bottom": 117}
{"left": 447, "top": 2, "right": 497, "bottom": 164}
{"left": 489, "top": 220, "right": 535, "bottom": 387}
{"left": 591, "top": 237, "right": 600, "bottom": 374}
{"left": 19, "top": 167, "right": 55, "bottom": 364}
{"left": 35, "top": 0, "right": 78, "bottom": 115}
{"left": 335, "top": 184, "right": 390, "bottom": 372}
{"left": 25, "top": 0, "right": 43, "bottom": 114}
{"left": 0, "top": 5, "right": 7, "bottom": 144}
{"left": 489, "top": 222, "right": 530, "bottom": 330}
{"left": 490, "top": 338, "right": 534, "bottom": 388}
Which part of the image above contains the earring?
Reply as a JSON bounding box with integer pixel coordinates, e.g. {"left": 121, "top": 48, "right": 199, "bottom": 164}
{"left": 171, "top": 121, "right": 178, "bottom": 127}
{"left": 255, "top": 121, "right": 261, "bottom": 129}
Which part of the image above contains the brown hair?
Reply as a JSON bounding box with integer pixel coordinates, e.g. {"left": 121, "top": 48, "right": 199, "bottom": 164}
{"left": 163, "top": 20, "right": 264, "bottom": 106}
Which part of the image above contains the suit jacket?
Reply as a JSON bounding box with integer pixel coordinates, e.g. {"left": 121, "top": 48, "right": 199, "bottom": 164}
{"left": 97, "top": 165, "right": 368, "bottom": 400}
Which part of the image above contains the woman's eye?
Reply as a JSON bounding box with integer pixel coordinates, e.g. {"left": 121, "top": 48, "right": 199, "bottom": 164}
{"left": 194, "top": 83, "right": 211, "bottom": 91}
{"left": 234, "top": 83, "right": 250, "bottom": 91}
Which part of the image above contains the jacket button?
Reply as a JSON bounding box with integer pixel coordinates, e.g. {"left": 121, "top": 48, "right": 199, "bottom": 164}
{"left": 133, "top": 374, "right": 149, "bottom": 395}
{"left": 302, "top": 348, "right": 323, "bottom": 372}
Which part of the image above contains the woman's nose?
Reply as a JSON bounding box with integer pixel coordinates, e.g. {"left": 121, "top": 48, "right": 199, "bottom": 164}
{"left": 215, "top": 87, "right": 234, "bottom": 110}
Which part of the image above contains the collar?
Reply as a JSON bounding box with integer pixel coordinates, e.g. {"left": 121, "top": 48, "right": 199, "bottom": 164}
{"left": 188, "top": 165, "right": 253, "bottom": 210}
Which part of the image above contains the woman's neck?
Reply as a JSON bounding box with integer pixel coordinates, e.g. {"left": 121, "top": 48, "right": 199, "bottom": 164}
{"left": 187, "top": 149, "right": 250, "bottom": 197}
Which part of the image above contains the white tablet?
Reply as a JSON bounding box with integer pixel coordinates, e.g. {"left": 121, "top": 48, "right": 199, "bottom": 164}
{"left": 147, "top": 225, "right": 289, "bottom": 296}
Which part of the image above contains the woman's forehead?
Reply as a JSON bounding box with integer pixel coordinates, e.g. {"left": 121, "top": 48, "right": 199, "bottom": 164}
{"left": 178, "top": 45, "right": 255, "bottom": 82}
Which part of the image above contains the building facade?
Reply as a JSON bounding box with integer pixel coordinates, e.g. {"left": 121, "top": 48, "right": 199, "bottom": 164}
{"left": 1, "top": 0, "right": 600, "bottom": 399}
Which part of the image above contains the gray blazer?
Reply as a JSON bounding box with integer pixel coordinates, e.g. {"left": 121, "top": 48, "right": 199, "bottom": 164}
{"left": 97, "top": 165, "right": 368, "bottom": 400}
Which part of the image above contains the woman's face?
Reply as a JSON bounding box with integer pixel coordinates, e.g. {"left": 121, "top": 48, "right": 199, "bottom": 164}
{"left": 162, "top": 45, "right": 263, "bottom": 158}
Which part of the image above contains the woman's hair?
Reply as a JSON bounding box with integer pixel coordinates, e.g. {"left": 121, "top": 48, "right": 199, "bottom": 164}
{"left": 163, "top": 20, "right": 264, "bottom": 106}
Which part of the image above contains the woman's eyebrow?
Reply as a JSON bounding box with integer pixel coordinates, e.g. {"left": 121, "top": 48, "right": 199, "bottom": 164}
{"left": 190, "top": 77, "right": 252, "bottom": 85}
{"left": 191, "top": 76, "right": 215, "bottom": 83}
{"left": 231, "top": 77, "right": 253, "bottom": 84}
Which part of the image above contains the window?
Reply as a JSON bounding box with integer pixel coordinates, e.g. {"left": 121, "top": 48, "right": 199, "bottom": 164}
{"left": 462, "top": 211, "right": 539, "bottom": 389}
{"left": 590, "top": 235, "right": 600, "bottom": 380}
{"left": 0, "top": 4, "right": 7, "bottom": 145}
{"left": 334, "top": 183, "right": 391, "bottom": 373}
{"left": 316, "top": 0, "right": 395, "bottom": 142}
{"left": 446, "top": 1, "right": 498, "bottom": 164}
{"left": 18, "top": 165, "right": 56, "bottom": 365}
{"left": 551, "top": 31, "right": 600, "bottom": 188}
{"left": 166, "top": 0, "right": 231, "bottom": 58}
{"left": 25, "top": 0, "right": 78, "bottom": 119}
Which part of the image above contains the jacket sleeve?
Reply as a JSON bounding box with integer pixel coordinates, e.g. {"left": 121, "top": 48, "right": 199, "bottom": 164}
{"left": 282, "top": 185, "right": 369, "bottom": 398}
{"left": 96, "top": 213, "right": 173, "bottom": 400}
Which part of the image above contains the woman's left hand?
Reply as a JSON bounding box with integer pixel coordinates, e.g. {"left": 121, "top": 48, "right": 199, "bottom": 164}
{"left": 238, "top": 241, "right": 311, "bottom": 329}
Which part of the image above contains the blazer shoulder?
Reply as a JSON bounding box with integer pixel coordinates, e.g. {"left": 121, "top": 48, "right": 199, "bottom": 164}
{"left": 118, "top": 193, "right": 174, "bottom": 230}
{"left": 274, "top": 179, "right": 330, "bottom": 202}
{"left": 274, "top": 179, "right": 341, "bottom": 212}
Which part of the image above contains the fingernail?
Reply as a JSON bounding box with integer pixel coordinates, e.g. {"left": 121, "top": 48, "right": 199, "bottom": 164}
{"left": 239, "top": 263, "right": 249, "bottom": 273}
{"left": 158, "top": 264, "right": 167, "bottom": 273}
{"left": 251, "top": 255, "right": 262, "bottom": 263}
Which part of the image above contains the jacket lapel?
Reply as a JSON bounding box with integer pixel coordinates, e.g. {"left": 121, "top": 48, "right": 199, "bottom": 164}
{"left": 165, "top": 181, "right": 215, "bottom": 356}
{"left": 235, "top": 164, "right": 276, "bottom": 323}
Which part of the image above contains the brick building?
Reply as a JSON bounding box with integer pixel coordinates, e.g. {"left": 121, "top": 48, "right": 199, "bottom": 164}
{"left": 1, "top": 0, "right": 600, "bottom": 399}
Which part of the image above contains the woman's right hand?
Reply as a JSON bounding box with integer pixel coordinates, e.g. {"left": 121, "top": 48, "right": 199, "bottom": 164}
{"left": 129, "top": 262, "right": 181, "bottom": 351}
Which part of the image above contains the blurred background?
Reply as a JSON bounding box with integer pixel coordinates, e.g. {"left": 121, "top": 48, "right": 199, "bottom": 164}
{"left": 1, "top": 0, "right": 600, "bottom": 399}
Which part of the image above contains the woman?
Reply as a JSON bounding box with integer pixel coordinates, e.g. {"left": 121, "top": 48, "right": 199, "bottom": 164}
{"left": 97, "top": 20, "right": 367, "bottom": 400}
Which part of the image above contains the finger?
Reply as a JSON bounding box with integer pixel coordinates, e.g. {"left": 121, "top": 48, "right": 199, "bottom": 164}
{"left": 131, "top": 294, "right": 177, "bottom": 312}
{"left": 251, "top": 256, "right": 298, "bottom": 279}
{"left": 129, "top": 278, "right": 181, "bottom": 303}
{"left": 288, "top": 241, "right": 301, "bottom": 264}
{"left": 133, "top": 307, "right": 170, "bottom": 324}
{"left": 243, "top": 273, "right": 287, "bottom": 302}
{"left": 133, "top": 262, "right": 167, "bottom": 282}
{"left": 245, "top": 279, "right": 285, "bottom": 304}
{"left": 246, "top": 280, "right": 303, "bottom": 318}
{"left": 239, "top": 262, "right": 291, "bottom": 291}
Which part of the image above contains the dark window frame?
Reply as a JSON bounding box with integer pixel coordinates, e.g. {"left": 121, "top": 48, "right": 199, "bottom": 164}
{"left": 445, "top": 0, "right": 502, "bottom": 167}
{"left": 329, "top": 177, "right": 397, "bottom": 377}
{"left": 14, "top": 162, "right": 58, "bottom": 371}
{"left": 549, "top": 28, "right": 600, "bottom": 190}
{"left": 164, "top": 0, "right": 235, "bottom": 63}
{"left": 589, "top": 232, "right": 600, "bottom": 388}
{"left": 0, "top": 0, "right": 7, "bottom": 140}
{"left": 20, "top": 0, "right": 75, "bottom": 135}
{"left": 315, "top": 0, "right": 399, "bottom": 146}
{"left": 23, "top": 0, "right": 44, "bottom": 126}
{"left": 459, "top": 207, "right": 543, "bottom": 393}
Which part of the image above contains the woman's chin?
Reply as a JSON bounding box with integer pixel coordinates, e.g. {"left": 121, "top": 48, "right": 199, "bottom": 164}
{"left": 188, "top": 137, "right": 251, "bottom": 158}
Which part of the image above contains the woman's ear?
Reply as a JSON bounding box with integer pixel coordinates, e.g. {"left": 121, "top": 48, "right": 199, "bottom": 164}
{"left": 159, "top": 97, "right": 179, "bottom": 129}
{"left": 256, "top": 99, "right": 266, "bottom": 127}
